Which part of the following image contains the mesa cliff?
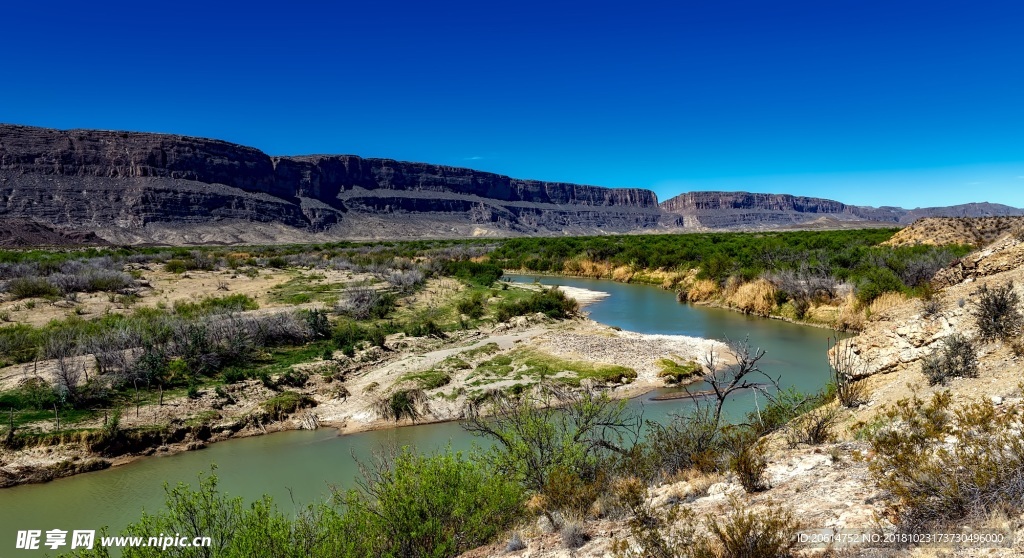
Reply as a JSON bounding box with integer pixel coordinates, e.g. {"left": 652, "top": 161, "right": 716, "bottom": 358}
{"left": 659, "top": 191, "right": 1024, "bottom": 229}
{"left": 2, "top": 124, "right": 1022, "bottom": 244}
{"left": 0, "top": 124, "right": 663, "bottom": 243}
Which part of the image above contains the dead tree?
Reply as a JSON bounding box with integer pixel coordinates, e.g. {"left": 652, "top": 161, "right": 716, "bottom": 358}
{"left": 695, "top": 336, "right": 777, "bottom": 429}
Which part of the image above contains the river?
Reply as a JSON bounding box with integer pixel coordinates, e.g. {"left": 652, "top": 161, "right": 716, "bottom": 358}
{"left": 0, "top": 275, "right": 836, "bottom": 552}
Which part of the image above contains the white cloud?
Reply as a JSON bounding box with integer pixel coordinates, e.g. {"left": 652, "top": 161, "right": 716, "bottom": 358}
{"left": 463, "top": 156, "right": 484, "bottom": 161}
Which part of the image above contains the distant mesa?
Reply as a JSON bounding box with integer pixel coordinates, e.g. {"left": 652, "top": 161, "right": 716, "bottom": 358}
{"left": 1, "top": 124, "right": 1021, "bottom": 245}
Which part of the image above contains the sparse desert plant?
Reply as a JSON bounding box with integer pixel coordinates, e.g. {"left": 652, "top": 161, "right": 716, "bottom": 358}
{"left": 972, "top": 282, "right": 1022, "bottom": 340}
{"left": 728, "top": 436, "right": 769, "bottom": 493}
{"left": 506, "top": 531, "right": 526, "bottom": 552}
{"left": 785, "top": 406, "right": 838, "bottom": 447}
{"left": 561, "top": 521, "right": 589, "bottom": 549}
{"left": 922, "top": 333, "right": 978, "bottom": 385}
{"left": 827, "top": 335, "right": 868, "bottom": 408}
{"left": 868, "top": 392, "right": 1024, "bottom": 535}
{"left": 708, "top": 497, "right": 801, "bottom": 558}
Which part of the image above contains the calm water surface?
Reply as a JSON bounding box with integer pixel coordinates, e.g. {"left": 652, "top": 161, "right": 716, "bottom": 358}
{"left": 0, "top": 275, "right": 836, "bottom": 550}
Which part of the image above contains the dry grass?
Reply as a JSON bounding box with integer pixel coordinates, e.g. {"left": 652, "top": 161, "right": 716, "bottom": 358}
{"left": 867, "top": 291, "right": 907, "bottom": 316}
{"left": 726, "top": 278, "right": 776, "bottom": 317}
{"left": 611, "top": 265, "right": 635, "bottom": 282}
{"left": 685, "top": 279, "right": 720, "bottom": 302}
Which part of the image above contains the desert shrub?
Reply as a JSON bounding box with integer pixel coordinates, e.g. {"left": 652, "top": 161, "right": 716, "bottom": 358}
{"left": 163, "top": 259, "right": 188, "bottom": 274}
{"left": 972, "top": 282, "right": 1022, "bottom": 340}
{"left": 728, "top": 435, "right": 769, "bottom": 493}
{"left": 494, "top": 288, "right": 578, "bottom": 322}
{"left": 464, "top": 387, "right": 640, "bottom": 494}
{"left": 784, "top": 406, "right": 838, "bottom": 447}
{"left": 922, "top": 333, "right": 978, "bottom": 385}
{"left": 277, "top": 369, "right": 309, "bottom": 388}
{"left": 337, "top": 448, "right": 526, "bottom": 558}
{"left": 337, "top": 286, "right": 395, "bottom": 320}
{"left": 5, "top": 276, "right": 59, "bottom": 299}
{"left": 403, "top": 318, "right": 444, "bottom": 338}
{"left": 633, "top": 406, "right": 727, "bottom": 479}
{"left": 828, "top": 335, "right": 868, "bottom": 408}
{"left": 747, "top": 386, "right": 830, "bottom": 436}
{"left": 261, "top": 391, "right": 316, "bottom": 420}
{"left": 611, "top": 495, "right": 799, "bottom": 558}
{"left": 386, "top": 269, "right": 426, "bottom": 293}
{"left": 173, "top": 294, "right": 258, "bottom": 318}
{"left": 868, "top": 392, "right": 1024, "bottom": 534}
{"left": 455, "top": 292, "right": 487, "bottom": 319}
{"left": 709, "top": 497, "right": 800, "bottom": 558}
{"left": 302, "top": 309, "right": 332, "bottom": 340}
{"left": 561, "top": 521, "right": 589, "bottom": 549}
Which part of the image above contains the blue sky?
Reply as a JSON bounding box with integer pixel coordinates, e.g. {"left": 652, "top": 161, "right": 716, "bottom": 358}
{"left": 2, "top": 0, "right": 1022, "bottom": 208}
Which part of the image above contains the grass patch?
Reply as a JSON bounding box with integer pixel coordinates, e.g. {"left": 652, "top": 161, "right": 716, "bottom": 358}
{"left": 656, "top": 358, "right": 701, "bottom": 384}
{"left": 472, "top": 350, "right": 635, "bottom": 386}
{"left": 261, "top": 391, "right": 316, "bottom": 420}
{"left": 463, "top": 342, "right": 501, "bottom": 359}
{"left": 401, "top": 370, "right": 453, "bottom": 390}
{"left": 269, "top": 275, "right": 349, "bottom": 305}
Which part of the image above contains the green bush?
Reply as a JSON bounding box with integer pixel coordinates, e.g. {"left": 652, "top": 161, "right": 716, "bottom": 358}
{"left": 855, "top": 266, "right": 904, "bottom": 304}
{"left": 455, "top": 292, "right": 487, "bottom": 319}
{"left": 163, "top": 259, "right": 188, "bottom": 274}
{"left": 442, "top": 260, "right": 503, "bottom": 287}
{"left": 6, "top": 276, "right": 59, "bottom": 299}
{"left": 335, "top": 448, "right": 525, "bottom": 558}
{"left": 494, "top": 288, "right": 578, "bottom": 322}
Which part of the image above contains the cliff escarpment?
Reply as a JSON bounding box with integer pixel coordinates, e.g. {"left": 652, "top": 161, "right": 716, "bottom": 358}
{"left": 660, "top": 191, "right": 1024, "bottom": 229}
{"left": 0, "top": 124, "right": 663, "bottom": 243}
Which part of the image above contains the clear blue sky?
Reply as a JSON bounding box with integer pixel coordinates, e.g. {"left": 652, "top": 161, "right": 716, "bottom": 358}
{"left": 2, "top": 0, "right": 1022, "bottom": 208}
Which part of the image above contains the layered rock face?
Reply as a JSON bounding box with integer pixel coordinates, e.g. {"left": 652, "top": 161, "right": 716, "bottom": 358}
{"left": 0, "top": 124, "right": 663, "bottom": 243}
{"left": 3, "top": 124, "right": 1022, "bottom": 244}
{"left": 660, "top": 191, "right": 1023, "bottom": 229}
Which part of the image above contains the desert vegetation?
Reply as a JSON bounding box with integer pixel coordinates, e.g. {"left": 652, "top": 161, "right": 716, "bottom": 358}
{"left": 486, "top": 229, "right": 971, "bottom": 329}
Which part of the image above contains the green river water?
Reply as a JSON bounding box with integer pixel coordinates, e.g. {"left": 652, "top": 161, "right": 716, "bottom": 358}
{"left": 0, "top": 275, "right": 837, "bottom": 553}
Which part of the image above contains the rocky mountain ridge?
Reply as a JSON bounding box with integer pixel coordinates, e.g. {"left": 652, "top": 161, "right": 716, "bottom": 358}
{"left": 2, "top": 124, "right": 1021, "bottom": 244}
{"left": 659, "top": 191, "right": 1024, "bottom": 229}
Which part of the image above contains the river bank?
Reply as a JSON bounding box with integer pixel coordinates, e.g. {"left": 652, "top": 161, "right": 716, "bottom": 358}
{"left": 0, "top": 285, "right": 726, "bottom": 489}
{"left": 505, "top": 269, "right": 867, "bottom": 331}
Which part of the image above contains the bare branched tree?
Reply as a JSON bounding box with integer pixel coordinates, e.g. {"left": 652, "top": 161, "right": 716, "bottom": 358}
{"left": 45, "top": 330, "right": 81, "bottom": 404}
{"left": 694, "top": 336, "right": 777, "bottom": 429}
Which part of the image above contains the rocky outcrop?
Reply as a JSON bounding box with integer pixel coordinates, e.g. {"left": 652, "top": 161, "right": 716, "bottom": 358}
{"left": 0, "top": 124, "right": 663, "bottom": 242}
{"left": 661, "top": 191, "right": 1024, "bottom": 230}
